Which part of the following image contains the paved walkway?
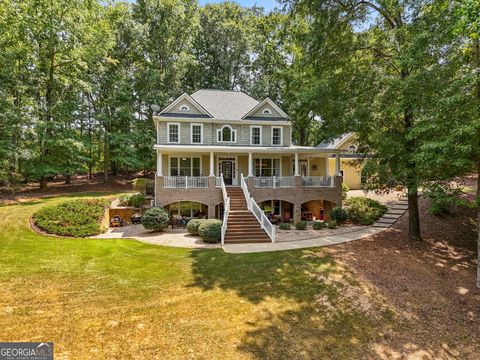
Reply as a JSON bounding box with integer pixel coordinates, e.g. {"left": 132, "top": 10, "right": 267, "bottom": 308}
{"left": 223, "top": 226, "right": 385, "bottom": 253}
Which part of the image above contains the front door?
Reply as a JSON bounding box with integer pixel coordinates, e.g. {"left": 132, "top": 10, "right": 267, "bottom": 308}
{"left": 222, "top": 161, "right": 233, "bottom": 185}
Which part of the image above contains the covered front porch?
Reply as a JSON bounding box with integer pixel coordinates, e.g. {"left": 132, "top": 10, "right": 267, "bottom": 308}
{"left": 154, "top": 145, "right": 343, "bottom": 189}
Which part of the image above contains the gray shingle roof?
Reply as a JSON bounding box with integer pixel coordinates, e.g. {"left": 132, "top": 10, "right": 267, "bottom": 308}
{"left": 316, "top": 133, "right": 353, "bottom": 149}
{"left": 190, "top": 89, "right": 260, "bottom": 120}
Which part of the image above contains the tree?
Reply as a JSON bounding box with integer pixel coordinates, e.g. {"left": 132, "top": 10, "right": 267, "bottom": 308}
{"left": 289, "top": 0, "right": 462, "bottom": 240}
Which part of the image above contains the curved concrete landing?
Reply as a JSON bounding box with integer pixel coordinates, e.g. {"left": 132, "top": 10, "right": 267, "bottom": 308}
{"left": 223, "top": 226, "right": 385, "bottom": 253}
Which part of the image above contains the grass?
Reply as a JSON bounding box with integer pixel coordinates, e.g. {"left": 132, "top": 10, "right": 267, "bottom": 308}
{"left": 0, "top": 192, "right": 393, "bottom": 359}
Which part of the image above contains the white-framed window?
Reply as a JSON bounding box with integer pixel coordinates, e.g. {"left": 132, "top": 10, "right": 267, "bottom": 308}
{"left": 169, "top": 157, "right": 201, "bottom": 176}
{"left": 254, "top": 158, "right": 281, "bottom": 176}
{"left": 250, "top": 125, "right": 262, "bottom": 146}
{"left": 190, "top": 123, "right": 203, "bottom": 144}
{"left": 263, "top": 108, "right": 272, "bottom": 115}
{"left": 217, "top": 125, "right": 237, "bottom": 143}
{"left": 271, "top": 126, "right": 283, "bottom": 146}
{"left": 167, "top": 122, "right": 180, "bottom": 143}
{"left": 179, "top": 104, "right": 190, "bottom": 111}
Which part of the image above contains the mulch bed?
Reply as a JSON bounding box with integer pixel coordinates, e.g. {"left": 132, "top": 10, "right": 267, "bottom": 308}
{"left": 328, "top": 192, "right": 479, "bottom": 358}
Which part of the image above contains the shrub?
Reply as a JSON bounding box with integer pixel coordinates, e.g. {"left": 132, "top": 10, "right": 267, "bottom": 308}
{"left": 424, "top": 183, "right": 464, "bottom": 216}
{"left": 312, "top": 221, "right": 326, "bottom": 230}
{"left": 326, "top": 220, "right": 337, "bottom": 229}
{"left": 186, "top": 218, "right": 206, "bottom": 235}
{"left": 33, "top": 198, "right": 109, "bottom": 237}
{"left": 198, "top": 219, "right": 222, "bottom": 243}
{"left": 279, "top": 222, "right": 291, "bottom": 230}
{"left": 141, "top": 207, "right": 169, "bottom": 231}
{"left": 344, "top": 197, "right": 387, "bottom": 225}
{"left": 295, "top": 221, "right": 307, "bottom": 230}
{"left": 132, "top": 178, "right": 154, "bottom": 194}
{"left": 119, "top": 194, "right": 130, "bottom": 206}
{"left": 127, "top": 194, "right": 145, "bottom": 208}
{"left": 331, "top": 206, "right": 349, "bottom": 223}
{"left": 342, "top": 183, "right": 350, "bottom": 200}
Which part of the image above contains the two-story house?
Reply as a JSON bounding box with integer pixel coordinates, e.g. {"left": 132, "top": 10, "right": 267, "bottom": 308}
{"left": 153, "top": 89, "right": 344, "bottom": 244}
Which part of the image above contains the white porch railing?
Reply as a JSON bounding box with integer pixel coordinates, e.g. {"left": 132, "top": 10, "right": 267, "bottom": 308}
{"left": 164, "top": 176, "right": 209, "bottom": 189}
{"left": 241, "top": 174, "right": 275, "bottom": 243}
{"left": 220, "top": 174, "right": 230, "bottom": 245}
{"left": 301, "top": 176, "right": 334, "bottom": 187}
{"left": 253, "top": 176, "right": 295, "bottom": 188}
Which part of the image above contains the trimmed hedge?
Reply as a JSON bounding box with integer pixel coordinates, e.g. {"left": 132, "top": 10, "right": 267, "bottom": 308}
{"left": 33, "top": 198, "right": 109, "bottom": 237}
{"left": 326, "top": 220, "right": 338, "bottom": 229}
{"left": 186, "top": 218, "right": 205, "bottom": 235}
{"left": 295, "top": 221, "right": 307, "bottom": 230}
{"left": 141, "top": 207, "right": 169, "bottom": 231}
{"left": 198, "top": 219, "right": 222, "bottom": 243}
{"left": 313, "top": 221, "right": 326, "bottom": 230}
{"left": 344, "top": 197, "right": 387, "bottom": 225}
{"left": 331, "top": 206, "right": 349, "bottom": 223}
{"left": 119, "top": 193, "right": 145, "bottom": 208}
{"left": 279, "top": 222, "right": 291, "bottom": 230}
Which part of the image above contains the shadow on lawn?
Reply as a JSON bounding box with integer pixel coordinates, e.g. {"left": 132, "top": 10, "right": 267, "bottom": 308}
{"left": 188, "top": 249, "right": 391, "bottom": 359}
{"left": 189, "top": 246, "right": 475, "bottom": 359}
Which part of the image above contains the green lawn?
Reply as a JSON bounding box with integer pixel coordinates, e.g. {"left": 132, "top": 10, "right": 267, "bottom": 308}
{"left": 0, "top": 192, "right": 393, "bottom": 359}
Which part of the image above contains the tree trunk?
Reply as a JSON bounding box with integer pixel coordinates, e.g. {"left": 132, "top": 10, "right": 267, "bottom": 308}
{"left": 103, "top": 130, "right": 109, "bottom": 183}
{"left": 40, "top": 177, "right": 48, "bottom": 190}
{"left": 408, "top": 188, "right": 421, "bottom": 241}
{"left": 476, "top": 163, "right": 480, "bottom": 288}
{"left": 65, "top": 175, "right": 71, "bottom": 184}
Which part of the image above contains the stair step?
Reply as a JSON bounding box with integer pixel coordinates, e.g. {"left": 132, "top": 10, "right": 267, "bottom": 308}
{"left": 382, "top": 214, "right": 402, "bottom": 219}
{"left": 377, "top": 218, "right": 397, "bottom": 224}
{"left": 225, "top": 235, "right": 270, "bottom": 241}
{"left": 387, "top": 209, "right": 406, "bottom": 214}
{"left": 372, "top": 223, "right": 391, "bottom": 228}
{"left": 224, "top": 239, "right": 270, "bottom": 244}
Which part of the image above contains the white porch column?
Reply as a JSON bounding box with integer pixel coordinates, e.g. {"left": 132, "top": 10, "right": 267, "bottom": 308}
{"left": 294, "top": 153, "right": 300, "bottom": 176}
{"left": 248, "top": 152, "right": 253, "bottom": 177}
{"left": 156, "top": 150, "right": 163, "bottom": 176}
{"left": 209, "top": 152, "right": 215, "bottom": 176}
{"left": 335, "top": 153, "right": 341, "bottom": 176}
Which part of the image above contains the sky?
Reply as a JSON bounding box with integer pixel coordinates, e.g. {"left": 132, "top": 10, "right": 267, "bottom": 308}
{"left": 198, "top": 0, "right": 279, "bottom": 12}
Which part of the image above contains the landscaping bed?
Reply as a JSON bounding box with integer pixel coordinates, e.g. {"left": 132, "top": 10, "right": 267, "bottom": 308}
{"left": 32, "top": 198, "right": 110, "bottom": 237}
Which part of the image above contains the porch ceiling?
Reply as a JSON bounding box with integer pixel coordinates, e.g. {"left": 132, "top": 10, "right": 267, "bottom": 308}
{"left": 153, "top": 144, "right": 344, "bottom": 156}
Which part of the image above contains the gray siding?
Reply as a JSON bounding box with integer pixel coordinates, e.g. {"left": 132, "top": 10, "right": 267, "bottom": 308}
{"left": 156, "top": 120, "right": 291, "bottom": 147}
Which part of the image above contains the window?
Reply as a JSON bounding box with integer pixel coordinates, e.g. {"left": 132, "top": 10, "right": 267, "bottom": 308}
{"left": 217, "top": 125, "right": 236, "bottom": 142}
{"left": 167, "top": 202, "right": 206, "bottom": 218}
{"left": 190, "top": 123, "right": 203, "bottom": 144}
{"left": 271, "top": 126, "right": 282, "bottom": 146}
{"left": 262, "top": 108, "right": 272, "bottom": 115}
{"left": 254, "top": 158, "right": 280, "bottom": 176}
{"left": 168, "top": 123, "right": 180, "bottom": 143}
{"left": 170, "top": 157, "right": 201, "bottom": 176}
{"left": 348, "top": 144, "right": 357, "bottom": 153}
{"left": 179, "top": 105, "right": 190, "bottom": 111}
{"left": 250, "top": 126, "right": 262, "bottom": 146}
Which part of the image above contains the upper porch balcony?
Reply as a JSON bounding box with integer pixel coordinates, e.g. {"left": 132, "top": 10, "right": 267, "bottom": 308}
{"left": 160, "top": 175, "right": 336, "bottom": 189}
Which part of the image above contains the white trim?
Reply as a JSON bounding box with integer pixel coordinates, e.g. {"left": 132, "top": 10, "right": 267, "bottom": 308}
{"left": 253, "top": 156, "right": 282, "bottom": 177}
{"left": 168, "top": 155, "right": 203, "bottom": 176}
{"left": 167, "top": 122, "right": 181, "bottom": 144}
{"left": 217, "top": 125, "right": 237, "bottom": 143}
{"left": 154, "top": 115, "right": 291, "bottom": 126}
{"left": 190, "top": 123, "right": 203, "bottom": 144}
{"left": 271, "top": 126, "right": 283, "bottom": 146}
{"left": 262, "top": 108, "right": 272, "bottom": 114}
{"left": 179, "top": 105, "right": 190, "bottom": 111}
{"left": 154, "top": 144, "right": 343, "bottom": 155}
{"left": 242, "top": 98, "right": 288, "bottom": 119}
{"left": 217, "top": 156, "right": 238, "bottom": 185}
{"left": 250, "top": 125, "right": 262, "bottom": 146}
{"left": 159, "top": 93, "right": 213, "bottom": 117}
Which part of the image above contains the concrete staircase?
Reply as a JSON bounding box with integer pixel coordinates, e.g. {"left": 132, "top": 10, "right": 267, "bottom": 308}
{"left": 224, "top": 187, "right": 270, "bottom": 244}
{"left": 373, "top": 196, "right": 409, "bottom": 228}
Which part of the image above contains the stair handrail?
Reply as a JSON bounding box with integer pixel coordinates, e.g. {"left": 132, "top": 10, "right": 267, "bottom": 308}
{"left": 220, "top": 174, "right": 230, "bottom": 245}
{"left": 240, "top": 174, "right": 275, "bottom": 243}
